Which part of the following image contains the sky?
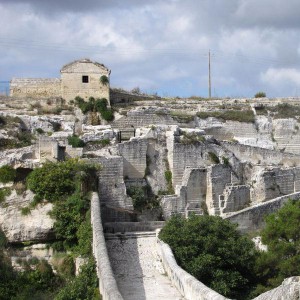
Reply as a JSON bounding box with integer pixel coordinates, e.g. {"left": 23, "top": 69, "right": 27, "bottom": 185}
{"left": 1, "top": 0, "right": 300, "bottom": 98}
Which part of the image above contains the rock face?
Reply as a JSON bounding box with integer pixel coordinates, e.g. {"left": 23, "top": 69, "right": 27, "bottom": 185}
{"left": 0, "top": 190, "right": 54, "bottom": 243}
{"left": 253, "top": 277, "right": 300, "bottom": 300}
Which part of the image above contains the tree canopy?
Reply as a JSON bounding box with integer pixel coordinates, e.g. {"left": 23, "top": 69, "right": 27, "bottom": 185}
{"left": 159, "top": 214, "right": 258, "bottom": 299}
{"left": 254, "top": 199, "right": 300, "bottom": 294}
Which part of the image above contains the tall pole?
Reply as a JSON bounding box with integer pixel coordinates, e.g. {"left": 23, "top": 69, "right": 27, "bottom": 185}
{"left": 208, "top": 50, "right": 211, "bottom": 99}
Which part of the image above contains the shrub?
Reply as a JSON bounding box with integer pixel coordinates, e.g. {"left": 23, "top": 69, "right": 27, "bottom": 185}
{"left": 0, "top": 188, "right": 11, "bottom": 203}
{"left": 208, "top": 152, "right": 220, "bottom": 164}
{"left": 67, "top": 135, "right": 85, "bottom": 148}
{"left": 100, "top": 75, "right": 109, "bottom": 85}
{"left": 55, "top": 258, "right": 100, "bottom": 300}
{"left": 159, "top": 214, "right": 258, "bottom": 299}
{"left": 0, "top": 165, "right": 16, "bottom": 183}
{"left": 35, "top": 128, "right": 45, "bottom": 134}
{"left": 254, "top": 92, "right": 266, "bottom": 98}
{"left": 50, "top": 192, "right": 90, "bottom": 249}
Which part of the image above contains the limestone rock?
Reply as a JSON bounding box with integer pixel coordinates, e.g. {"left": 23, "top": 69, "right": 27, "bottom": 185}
{"left": 0, "top": 190, "right": 54, "bottom": 243}
{"left": 253, "top": 276, "right": 300, "bottom": 300}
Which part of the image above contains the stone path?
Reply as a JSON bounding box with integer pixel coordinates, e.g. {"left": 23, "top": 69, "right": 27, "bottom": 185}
{"left": 105, "top": 232, "right": 185, "bottom": 300}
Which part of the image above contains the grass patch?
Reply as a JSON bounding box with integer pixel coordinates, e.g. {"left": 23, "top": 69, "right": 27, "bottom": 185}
{"left": 0, "top": 188, "right": 11, "bottom": 203}
{"left": 180, "top": 132, "right": 205, "bottom": 144}
{"left": 197, "top": 110, "right": 255, "bottom": 123}
{"left": 171, "top": 111, "right": 194, "bottom": 123}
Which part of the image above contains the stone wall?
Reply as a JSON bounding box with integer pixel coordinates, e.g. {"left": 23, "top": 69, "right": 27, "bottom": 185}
{"left": 91, "top": 192, "right": 124, "bottom": 300}
{"left": 225, "top": 192, "right": 300, "bottom": 233}
{"left": 157, "top": 238, "right": 229, "bottom": 300}
{"left": 118, "top": 138, "right": 148, "bottom": 179}
{"left": 61, "top": 72, "right": 109, "bottom": 102}
{"left": 10, "top": 78, "right": 61, "bottom": 98}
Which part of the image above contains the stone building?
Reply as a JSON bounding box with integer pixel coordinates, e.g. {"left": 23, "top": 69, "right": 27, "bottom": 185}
{"left": 10, "top": 58, "right": 110, "bottom": 103}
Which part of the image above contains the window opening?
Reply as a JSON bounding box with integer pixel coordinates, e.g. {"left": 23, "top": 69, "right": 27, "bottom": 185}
{"left": 82, "top": 75, "right": 89, "bottom": 83}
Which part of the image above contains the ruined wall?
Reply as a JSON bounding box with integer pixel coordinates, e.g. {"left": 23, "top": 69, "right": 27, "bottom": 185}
{"left": 206, "top": 165, "right": 231, "bottom": 215}
{"left": 10, "top": 78, "right": 61, "bottom": 98}
{"left": 157, "top": 239, "right": 229, "bottom": 300}
{"left": 118, "top": 138, "right": 148, "bottom": 179}
{"left": 225, "top": 192, "right": 300, "bottom": 233}
{"left": 38, "top": 136, "right": 58, "bottom": 162}
{"left": 221, "top": 185, "right": 250, "bottom": 214}
{"left": 91, "top": 193, "right": 124, "bottom": 300}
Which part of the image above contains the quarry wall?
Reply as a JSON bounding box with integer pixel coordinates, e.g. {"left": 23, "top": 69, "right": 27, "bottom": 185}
{"left": 225, "top": 192, "right": 300, "bottom": 233}
{"left": 221, "top": 141, "right": 300, "bottom": 166}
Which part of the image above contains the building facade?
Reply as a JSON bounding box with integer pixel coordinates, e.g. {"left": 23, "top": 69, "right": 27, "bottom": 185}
{"left": 10, "top": 59, "right": 111, "bottom": 103}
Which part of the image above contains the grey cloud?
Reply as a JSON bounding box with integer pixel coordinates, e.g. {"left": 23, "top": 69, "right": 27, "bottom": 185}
{"left": 0, "top": 0, "right": 158, "bottom": 14}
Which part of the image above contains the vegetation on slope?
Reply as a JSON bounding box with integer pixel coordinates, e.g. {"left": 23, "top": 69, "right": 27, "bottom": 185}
{"left": 0, "top": 159, "right": 102, "bottom": 299}
{"left": 74, "top": 96, "right": 114, "bottom": 122}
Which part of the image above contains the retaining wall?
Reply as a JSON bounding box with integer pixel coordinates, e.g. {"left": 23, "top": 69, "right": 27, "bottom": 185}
{"left": 91, "top": 192, "right": 124, "bottom": 300}
{"left": 156, "top": 238, "right": 229, "bottom": 300}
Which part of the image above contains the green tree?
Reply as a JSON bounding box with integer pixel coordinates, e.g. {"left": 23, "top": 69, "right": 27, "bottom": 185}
{"left": 159, "top": 214, "right": 258, "bottom": 299}
{"left": 26, "top": 159, "right": 98, "bottom": 203}
{"left": 254, "top": 199, "right": 300, "bottom": 294}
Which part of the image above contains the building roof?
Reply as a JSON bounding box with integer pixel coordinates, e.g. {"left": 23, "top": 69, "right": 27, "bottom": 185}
{"left": 60, "top": 58, "right": 110, "bottom": 73}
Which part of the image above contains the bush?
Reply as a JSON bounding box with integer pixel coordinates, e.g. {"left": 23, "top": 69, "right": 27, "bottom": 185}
{"left": 67, "top": 135, "right": 85, "bottom": 148}
{"left": 255, "top": 92, "right": 266, "bottom": 98}
{"left": 0, "top": 188, "right": 11, "bottom": 203}
{"left": 55, "top": 258, "right": 100, "bottom": 300}
{"left": 0, "top": 165, "right": 16, "bottom": 183}
{"left": 50, "top": 192, "right": 90, "bottom": 249}
{"left": 35, "top": 128, "right": 45, "bottom": 134}
{"left": 26, "top": 159, "right": 98, "bottom": 203}
{"left": 159, "top": 214, "right": 258, "bottom": 299}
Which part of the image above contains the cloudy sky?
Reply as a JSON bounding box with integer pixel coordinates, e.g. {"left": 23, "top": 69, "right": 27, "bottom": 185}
{"left": 1, "top": 0, "right": 300, "bottom": 98}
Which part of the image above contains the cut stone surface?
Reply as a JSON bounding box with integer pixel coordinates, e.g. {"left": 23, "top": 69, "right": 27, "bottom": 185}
{"left": 106, "top": 233, "right": 185, "bottom": 300}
